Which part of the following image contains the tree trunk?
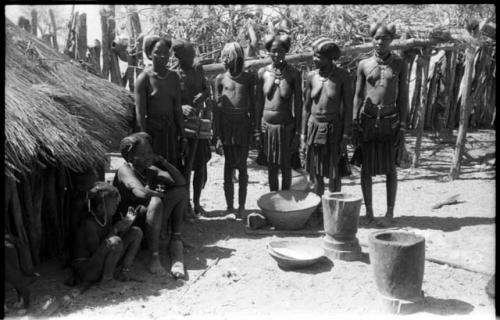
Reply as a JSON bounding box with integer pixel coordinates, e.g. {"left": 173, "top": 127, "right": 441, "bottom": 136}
{"left": 449, "top": 44, "right": 478, "bottom": 179}
{"left": 412, "top": 48, "right": 431, "bottom": 168}
{"left": 76, "top": 13, "right": 87, "bottom": 61}
{"left": 48, "top": 9, "right": 59, "bottom": 51}
{"left": 30, "top": 9, "right": 38, "bottom": 36}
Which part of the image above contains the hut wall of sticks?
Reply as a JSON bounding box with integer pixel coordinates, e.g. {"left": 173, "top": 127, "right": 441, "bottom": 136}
{"left": 5, "top": 19, "right": 135, "bottom": 266}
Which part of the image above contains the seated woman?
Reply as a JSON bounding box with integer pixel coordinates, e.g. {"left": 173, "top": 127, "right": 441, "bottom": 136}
{"left": 113, "top": 132, "right": 188, "bottom": 279}
{"left": 72, "top": 182, "right": 143, "bottom": 286}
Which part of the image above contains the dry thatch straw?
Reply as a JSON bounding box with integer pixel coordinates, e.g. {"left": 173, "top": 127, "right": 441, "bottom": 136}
{"left": 5, "top": 19, "right": 135, "bottom": 181}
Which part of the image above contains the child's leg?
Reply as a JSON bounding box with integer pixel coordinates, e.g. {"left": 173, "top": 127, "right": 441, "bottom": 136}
{"left": 144, "top": 196, "right": 166, "bottom": 275}
{"left": 163, "top": 187, "right": 188, "bottom": 279}
{"left": 223, "top": 145, "right": 235, "bottom": 211}
{"left": 119, "top": 226, "right": 143, "bottom": 270}
{"left": 75, "top": 236, "right": 123, "bottom": 283}
{"left": 237, "top": 146, "right": 249, "bottom": 215}
{"left": 193, "top": 163, "right": 207, "bottom": 214}
{"left": 163, "top": 187, "right": 188, "bottom": 237}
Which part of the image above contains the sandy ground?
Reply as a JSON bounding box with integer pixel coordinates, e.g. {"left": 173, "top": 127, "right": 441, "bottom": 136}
{"left": 4, "top": 129, "right": 496, "bottom": 319}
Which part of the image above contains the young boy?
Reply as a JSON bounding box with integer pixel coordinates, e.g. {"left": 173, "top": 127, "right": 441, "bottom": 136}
{"left": 214, "top": 42, "right": 257, "bottom": 217}
{"left": 172, "top": 39, "right": 212, "bottom": 217}
{"left": 72, "top": 182, "right": 143, "bottom": 285}
{"left": 113, "top": 132, "right": 188, "bottom": 279}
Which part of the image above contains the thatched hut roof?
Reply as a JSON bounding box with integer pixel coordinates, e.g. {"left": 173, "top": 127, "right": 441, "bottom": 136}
{"left": 5, "top": 19, "right": 135, "bottom": 181}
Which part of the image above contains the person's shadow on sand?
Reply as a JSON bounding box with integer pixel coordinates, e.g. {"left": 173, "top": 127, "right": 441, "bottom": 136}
{"left": 399, "top": 296, "right": 475, "bottom": 315}
{"left": 392, "top": 216, "right": 495, "bottom": 232}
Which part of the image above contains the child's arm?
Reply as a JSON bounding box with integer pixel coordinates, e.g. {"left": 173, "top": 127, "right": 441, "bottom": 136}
{"left": 151, "top": 156, "right": 186, "bottom": 187}
{"left": 117, "top": 165, "right": 164, "bottom": 199}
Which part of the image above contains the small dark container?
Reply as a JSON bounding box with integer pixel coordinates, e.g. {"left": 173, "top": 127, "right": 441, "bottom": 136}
{"left": 368, "top": 231, "right": 425, "bottom": 301}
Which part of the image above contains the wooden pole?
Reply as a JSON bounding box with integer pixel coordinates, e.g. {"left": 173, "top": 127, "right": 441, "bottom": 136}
{"left": 7, "top": 178, "right": 31, "bottom": 251}
{"left": 48, "top": 9, "right": 59, "bottom": 51}
{"left": 76, "top": 13, "right": 87, "bottom": 61}
{"left": 30, "top": 9, "right": 38, "bottom": 36}
{"left": 443, "top": 50, "right": 457, "bottom": 129}
{"left": 424, "top": 58, "right": 440, "bottom": 129}
{"left": 30, "top": 169, "right": 44, "bottom": 265}
{"left": 411, "top": 48, "right": 431, "bottom": 168}
{"left": 126, "top": 7, "right": 143, "bottom": 91}
{"left": 202, "top": 39, "right": 460, "bottom": 77}
{"left": 108, "top": 6, "right": 121, "bottom": 85}
{"left": 64, "top": 10, "right": 78, "bottom": 59}
{"left": 42, "top": 167, "right": 60, "bottom": 258}
{"left": 88, "top": 39, "right": 102, "bottom": 77}
{"left": 449, "top": 43, "right": 478, "bottom": 179}
{"left": 448, "top": 51, "right": 465, "bottom": 129}
{"left": 409, "top": 57, "right": 423, "bottom": 129}
{"left": 101, "top": 8, "right": 111, "bottom": 80}
{"left": 20, "top": 174, "right": 36, "bottom": 265}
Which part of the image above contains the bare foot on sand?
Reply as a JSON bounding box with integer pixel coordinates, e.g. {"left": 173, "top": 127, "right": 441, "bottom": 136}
{"left": 376, "top": 216, "right": 394, "bottom": 228}
{"left": 358, "top": 215, "right": 375, "bottom": 226}
{"left": 148, "top": 255, "right": 168, "bottom": 276}
{"left": 171, "top": 261, "right": 185, "bottom": 279}
{"left": 169, "top": 240, "right": 185, "bottom": 279}
{"left": 194, "top": 204, "right": 206, "bottom": 216}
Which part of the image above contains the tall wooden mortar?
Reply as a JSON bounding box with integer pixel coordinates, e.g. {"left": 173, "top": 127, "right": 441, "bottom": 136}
{"left": 321, "top": 192, "right": 363, "bottom": 261}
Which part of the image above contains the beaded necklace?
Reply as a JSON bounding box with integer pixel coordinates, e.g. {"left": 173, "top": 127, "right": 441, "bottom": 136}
{"left": 270, "top": 62, "right": 287, "bottom": 85}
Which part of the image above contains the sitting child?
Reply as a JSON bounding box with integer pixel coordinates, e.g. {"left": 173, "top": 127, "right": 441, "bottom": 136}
{"left": 113, "top": 132, "right": 188, "bottom": 279}
{"left": 72, "top": 182, "right": 143, "bottom": 286}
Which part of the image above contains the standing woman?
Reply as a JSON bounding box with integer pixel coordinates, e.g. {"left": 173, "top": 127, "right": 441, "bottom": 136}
{"left": 135, "top": 36, "right": 188, "bottom": 166}
{"left": 171, "top": 40, "right": 212, "bottom": 217}
{"left": 302, "top": 38, "right": 353, "bottom": 197}
{"left": 256, "top": 33, "right": 303, "bottom": 191}
{"left": 214, "top": 42, "right": 256, "bottom": 217}
{"left": 352, "top": 22, "right": 408, "bottom": 227}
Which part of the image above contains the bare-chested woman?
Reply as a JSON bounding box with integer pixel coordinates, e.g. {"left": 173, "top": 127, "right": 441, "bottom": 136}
{"left": 113, "top": 132, "right": 188, "bottom": 278}
{"left": 302, "top": 38, "right": 353, "bottom": 197}
{"left": 214, "top": 42, "right": 256, "bottom": 217}
{"left": 135, "top": 36, "right": 187, "bottom": 166}
{"left": 256, "top": 33, "right": 302, "bottom": 191}
{"left": 171, "top": 39, "right": 212, "bottom": 217}
{"left": 352, "top": 22, "right": 408, "bottom": 227}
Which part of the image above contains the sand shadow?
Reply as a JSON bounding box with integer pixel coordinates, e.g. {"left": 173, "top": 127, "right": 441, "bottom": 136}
{"left": 185, "top": 245, "right": 236, "bottom": 271}
{"left": 399, "top": 296, "right": 474, "bottom": 315}
{"left": 277, "top": 256, "right": 334, "bottom": 274}
{"left": 393, "top": 216, "right": 495, "bottom": 232}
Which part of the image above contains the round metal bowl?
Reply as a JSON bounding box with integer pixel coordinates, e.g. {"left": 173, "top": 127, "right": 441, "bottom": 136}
{"left": 267, "top": 241, "right": 325, "bottom": 269}
{"left": 257, "top": 190, "right": 321, "bottom": 230}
